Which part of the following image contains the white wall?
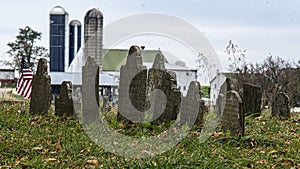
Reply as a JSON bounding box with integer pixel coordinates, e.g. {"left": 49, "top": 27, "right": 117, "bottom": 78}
{"left": 173, "top": 70, "right": 197, "bottom": 96}
{"left": 210, "top": 73, "right": 226, "bottom": 105}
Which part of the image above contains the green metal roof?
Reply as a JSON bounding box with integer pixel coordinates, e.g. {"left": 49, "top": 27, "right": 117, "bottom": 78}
{"left": 102, "top": 49, "right": 167, "bottom": 71}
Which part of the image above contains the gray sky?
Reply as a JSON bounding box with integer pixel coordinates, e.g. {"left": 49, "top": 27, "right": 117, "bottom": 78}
{"left": 1, "top": 0, "right": 299, "bottom": 71}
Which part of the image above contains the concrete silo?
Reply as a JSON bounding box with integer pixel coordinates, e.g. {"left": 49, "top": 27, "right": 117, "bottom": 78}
{"left": 84, "top": 8, "right": 103, "bottom": 69}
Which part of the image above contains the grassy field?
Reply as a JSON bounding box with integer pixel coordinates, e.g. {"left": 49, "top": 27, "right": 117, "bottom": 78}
{"left": 0, "top": 101, "right": 299, "bottom": 168}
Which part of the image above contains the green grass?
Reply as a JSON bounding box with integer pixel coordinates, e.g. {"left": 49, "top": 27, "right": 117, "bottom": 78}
{"left": 201, "top": 86, "right": 210, "bottom": 98}
{"left": 0, "top": 103, "right": 299, "bottom": 168}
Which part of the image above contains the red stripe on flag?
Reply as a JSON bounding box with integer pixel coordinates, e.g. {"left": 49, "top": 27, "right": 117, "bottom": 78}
{"left": 16, "top": 67, "right": 33, "bottom": 99}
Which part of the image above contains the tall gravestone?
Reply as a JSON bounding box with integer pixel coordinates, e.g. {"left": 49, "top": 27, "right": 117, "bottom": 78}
{"left": 30, "top": 58, "right": 51, "bottom": 115}
{"left": 197, "top": 100, "right": 207, "bottom": 126}
{"left": 117, "top": 46, "right": 148, "bottom": 123}
{"left": 271, "top": 92, "right": 290, "bottom": 119}
{"left": 148, "top": 53, "right": 181, "bottom": 123}
{"left": 243, "top": 83, "right": 262, "bottom": 116}
{"left": 55, "top": 81, "right": 74, "bottom": 117}
{"left": 82, "top": 56, "right": 99, "bottom": 124}
{"left": 73, "top": 87, "right": 82, "bottom": 114}
{"left": 216, "top": 78, "right": 232, "bottom": 117}
{"left": 221, "top": 90, "right": 244, "bottom": 137}
{"left": 179, "top": 81, "right": 202, "bottom": 127}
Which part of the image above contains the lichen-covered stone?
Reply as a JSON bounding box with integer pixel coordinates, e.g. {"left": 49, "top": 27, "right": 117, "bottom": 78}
{"left": 30, "top": 58, "right": 51, "bottom": 115}
{"left": 82, "top": 56, "right": 99, "bottom": 124}
{"left": 117, "top": 46, "right": 147, "bottom": 123}
{"left": 55, "top": 81, "right": 74, "bottom": 117}
{"left": 221, "top": 90, "right": 244, "bottom": 137}
{"left": 243, "top": 83, "right": 262, "bottom": 116}
{"left": 271, "top": 92, "right": 290, "bottom": 119}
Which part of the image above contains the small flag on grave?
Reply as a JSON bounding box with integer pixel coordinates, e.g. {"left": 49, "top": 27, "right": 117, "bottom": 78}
{"left": 16, "top": 58, "right": 33, "bottom": 99}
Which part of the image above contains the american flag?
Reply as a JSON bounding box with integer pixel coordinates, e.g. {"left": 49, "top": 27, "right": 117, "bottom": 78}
{"left": 16, "top": 58, "right": 33, "bottom": 99}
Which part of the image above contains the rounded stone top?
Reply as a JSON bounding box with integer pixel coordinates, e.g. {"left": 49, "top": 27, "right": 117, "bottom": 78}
{"left": 85, "top": 8, "right": 103, "bottom": 18}
{"left": 128, "top": 46, "right": 141, "bottom": 56}
{"left": 69, "top": 20, "right": 81, "bottom": 26}
{"left": 50, "top": 6, "right": 66, "bottom": 15}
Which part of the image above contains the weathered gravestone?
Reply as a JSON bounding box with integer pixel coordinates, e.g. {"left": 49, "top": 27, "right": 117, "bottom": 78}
{"left": 55, "top": 81, "right": 74, "bottom": 117}
{"left": 198, "top": 100, "right": 208, "bottom": 126}
{"left": 271, "top": 92, "right": 290, "bottom": 119}
{"left": 179, "top": 81, "right": 202, "bottom": 127}
{"left": 82, "top": 56, "right": 99, "bottom": 124}
{"left": 216, "top": 78, "right": 232, "bottom": 117}
{"left": 117, "top": 46, "right": 148, "bottom": 123}
{"left": 148, "top": 53, "right": 181, "bottom": 124}
{"left": 102, "top": 96, "right": 110, "bottom": 111}
{"left": 221, "top": 90, "right": 244, "bottom": 137}
{"left": 73, "top": 87, "right": 82, "bottom": 114}
{"left": 30, "top": 58, "right": 51, "bottom": 115}
{"left": 243, "top": 83, "right": 262, "bottom": 116}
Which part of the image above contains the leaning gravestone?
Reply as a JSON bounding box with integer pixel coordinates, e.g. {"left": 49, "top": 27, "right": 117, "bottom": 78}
{"left": 55, "top": 81, "right": 74, "bottom": 117}
{"left": 117, "top": 46, "right": 148, "bottom": 123}
{"left": 243, "top": 83, "right": 262, "bottom": 116}
{"left": 179, "top": 81, "right": 202, "bottom": 127}
{"left": 271, "top": 92, "right": 290, "bottom": 119}
{"left": 148, "top": 53, "right": 181, "bottom": 123}
{"left": 221, "top": 90, "right": 244, "bottom": 137}
{"left": 30, "top": 58, "right": 51, "bottom": 115}
{"left": 82, "top": 56, "right": 99, "bottom": 124}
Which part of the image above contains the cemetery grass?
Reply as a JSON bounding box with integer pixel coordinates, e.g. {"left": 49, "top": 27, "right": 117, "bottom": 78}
{"left": 0, "top": 104, "right": 299, "bottom": 168}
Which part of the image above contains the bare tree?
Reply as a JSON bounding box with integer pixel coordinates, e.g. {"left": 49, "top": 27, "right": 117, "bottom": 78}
{"left": 225, "top": 40, "right": 247, "bottom": 72}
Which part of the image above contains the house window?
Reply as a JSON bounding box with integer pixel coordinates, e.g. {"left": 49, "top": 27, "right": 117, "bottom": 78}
{"left": 215, "top": 83, "right": 217, "bottom": 89}
{"left": 186, "top": 72, "right": 189, "bottom": 76}
{"left": 183, "top": 86, "right": 186, "bottom": 91}
{"left": 178, "top": 86, "right": 181, "bottom": 90}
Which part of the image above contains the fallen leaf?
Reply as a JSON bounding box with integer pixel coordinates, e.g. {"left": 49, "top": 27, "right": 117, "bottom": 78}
{"left": 280, "top": 158, "right": 293, "bottom": 165}
{"left": 211, "top": 132, "right": 223, "bottom": 137}
{"left": 87, "top": 159, "right": 99, "bottom": 166}
{"left": 255, "top": 116, "right": 264, "bottom": 120}
{"left": 32, "top": 145, "right": 43, "bottom": 151}
{"left": 256, "top": 160, "right": 267, "bottom": 164}
{"left": 268, "top": 150, "right": 277, "bottom": 155}
{"left": 270, "top": 163, "right": 278, "bottom": 169}
{"left": 45, "top": 158, "right": 56, "bottom": 162}
{"left": 55, "top": 143, "right": 61, "bottom": 151}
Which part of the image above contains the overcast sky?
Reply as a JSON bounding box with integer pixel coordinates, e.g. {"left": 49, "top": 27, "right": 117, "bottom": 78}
{"left": 1, "top": 0, "right": 299, "bottom": 72}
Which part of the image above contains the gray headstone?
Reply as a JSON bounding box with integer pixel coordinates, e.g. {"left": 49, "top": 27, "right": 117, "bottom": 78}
{"left": 221, "top": 90, "right": 244, "bottom": 137}
{"left": 55, "top": 81, "right": 74, "bottom": 117}
{"left": 197, "top": 99, "right": 207, "bottom": 126}
{"left": 216, "top": 78, "right": 232, "bottom": 117}
{"left": 271, "top": 92, "right": 290, "bottom": 119}
{"left": 179, "top": 81, "right": 202, "bottom": 127}
{"left": 148, "top": 53, "right": 181, "bottom": 123}
{"left": 152, "top": 53, "right": 165, "bottom": 70}
{"left": 30, "top": 58, "right": 51, "bottom": 115}
{"left": 117, "top": 46, "right": 148, "bottom": 123}
{"left": 82, "top": 56, "right": 100, "bottom": 124}
{"left": 102, "top": 96, "right": 111, "bottom": 111}
{"left": 73, "top": 87, "right": 82, "bottom": 114}
{"left": 243, "top": 83, "right": 262, "bottom": 116}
